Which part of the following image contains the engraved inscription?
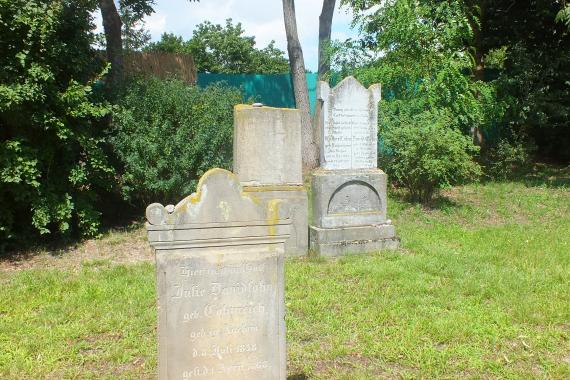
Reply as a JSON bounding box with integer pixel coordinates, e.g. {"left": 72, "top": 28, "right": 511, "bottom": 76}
{"left": 324, "top": 107, "right": 376, "bottom": 170}
{"left": 319, "top": 77, "right": 380, "bottom": 170}
{"left": 163, "top": 253, "right": 281, "bottom": 379}
{"left": 328, "top": 182, "right": 381, "bottom": 214}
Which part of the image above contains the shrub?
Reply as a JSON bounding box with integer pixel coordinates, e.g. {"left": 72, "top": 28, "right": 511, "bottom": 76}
{"left": 111, "top": 78, "right": 242, "bottom": 205}
{"left": 0, "top": 0, "right": 113, "bottom": 246}
{"left": 380, "top": 110, "right": 482, "bottom": 204}
{"left": 484, "top": 137, "right": 534, "bottom": 180}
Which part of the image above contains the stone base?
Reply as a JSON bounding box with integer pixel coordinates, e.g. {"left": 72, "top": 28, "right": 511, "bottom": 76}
{"left": 311, "top": 168, "right": 388, "bottom": 228}
{"left": 309, "top": 224, "right": 399, "bottom": 257}
{"left": 243, "top": 185, "right": 308, "bottom": 257}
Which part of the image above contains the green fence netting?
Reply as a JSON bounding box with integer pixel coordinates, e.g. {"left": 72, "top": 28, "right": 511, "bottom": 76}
{"left": 197, "top": 73, "right": 319, "bottom": 114}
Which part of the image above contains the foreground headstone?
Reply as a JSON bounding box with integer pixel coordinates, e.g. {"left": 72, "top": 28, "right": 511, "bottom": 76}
{"left": 310, "top": 77, "right": 399, "bottom": 256}
{"left": 146, "top": 169, "right": 290, "bottom": 380}
{"left": 233, "top": 104, "right": 308, "bottom": 256}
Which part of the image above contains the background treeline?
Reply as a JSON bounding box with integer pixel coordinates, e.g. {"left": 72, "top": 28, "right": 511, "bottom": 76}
{"left": 1, "top": 0, "right": 569, "bottom": 249}
{"left": 0, "top": 1, "right": 249, "bottom": 248}
{"left": 334, "top": 0, "right": 569, "bottom": 201}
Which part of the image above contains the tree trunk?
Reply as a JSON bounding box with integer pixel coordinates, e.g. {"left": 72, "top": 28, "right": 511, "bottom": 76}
{"left": 466, "top": 0, "right": 487, "bottom": 146}
{"left": 318, "top": 0, "right": 336, "bottom": 81}
{"left": 283, "top": 0, "right": 319, "bottom": 171}
{"left": 99, "top": 0, "right": 123, "bottom": 86}
{"left": 466, "top": 0, "right": 487, "bottom": 82}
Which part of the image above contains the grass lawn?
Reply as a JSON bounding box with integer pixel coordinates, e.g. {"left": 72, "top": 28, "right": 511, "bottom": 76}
{"left": 1, "top": 165, "right": 569, "bottom": 379}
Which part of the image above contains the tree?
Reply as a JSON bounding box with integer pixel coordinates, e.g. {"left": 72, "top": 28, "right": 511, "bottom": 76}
{"left": 483, "top": 0, "right": 570, "bottom": 161}
{"left": 99, "top": 0, "right": 124, "bottom": 85}
{"left": 282, "top": 0, "right": 319, "bottom": 171}
{"left": 1, "top": 0, "right": 113, "bottom": 245}
{"left": 145, "top": 32, "right": 185, "bottom": 53}
{"left": 146, "top": 19, "right": 289, "bottom": 74}
{"left": 318, "top": 0, "right": 337, "bottom": 80}
{"left": 121, "top": 5, "right": 151, "bottom": 52}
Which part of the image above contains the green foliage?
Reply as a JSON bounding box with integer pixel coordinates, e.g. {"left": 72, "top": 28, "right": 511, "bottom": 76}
{"left": 336, "top": 0, "right": 494, "bottom": 134}
{"left": 146, "top": 32, "right": 184, "bottom": 53}
{"left": 484, "top": 138, "right": 534, "bottom": 180}
{"left": 381, "top": 110, "right": 481, "bottom": 204}
{"left": 111, "top": 77, "right": 242, "bottom": 205}
{"left": 556, "top": 4, "right": 570, "bottom": 29}
{"left": 0, "top": 0, "right": 114, "bottom": 245}
{"left": 340, "top": 0, "right": 570, "bottom": 165}
{"left": 485, "top": 1, "right": 570, "bottom": 162}
{"left": 146, "top": 19, "right": 290, "bottom": 74}
{"left": 120, "top": 6, "right": 151, "bottom": 52}
{"left": 336, "top": 1, "right": 486, "bottom": 203}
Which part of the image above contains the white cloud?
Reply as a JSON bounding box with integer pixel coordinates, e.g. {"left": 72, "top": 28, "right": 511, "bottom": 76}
{"left": 144, "top": 12, "right": 167, "bottom": 38}
{"left": 94, "top": 1, "right": 358, "bottom": 71}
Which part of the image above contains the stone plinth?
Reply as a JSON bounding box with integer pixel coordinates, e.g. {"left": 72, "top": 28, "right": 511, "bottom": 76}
{"left": 309, "top": 169, "right": 398, "bottom": 257}
{"left": 233, "top": 105, "right": 308, "bottom": 256}
{"left": 243, "top": 185, "right": 308, "bottom": 257}
{"left": 310, "top": 77, "right": 399, "bottom": 257}
{"left": 311, "top": 169, "right": 388, "bottom": 228}
{"left": 310, "top": 224, "right": 399, "bottom": 257}
{"left": 147, "top": 169, "right": 290, "bottom": 380}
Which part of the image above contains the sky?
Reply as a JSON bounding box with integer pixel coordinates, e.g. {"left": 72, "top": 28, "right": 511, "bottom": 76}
{"left": 95, "top": 1, "right": 359, "bottom": 72}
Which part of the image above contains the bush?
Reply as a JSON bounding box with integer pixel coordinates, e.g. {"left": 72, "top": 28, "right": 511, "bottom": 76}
{"left": 381, "top": 110, "right": 482, "bottom": 204}
{"left": 484, "top": 137, "right": 534, "bottom": 180}
{"left": 111, "top": 78, "right": 242, "bottom": 205}
{"left": 0, "top": 0, "right": 113, "bottom": 246}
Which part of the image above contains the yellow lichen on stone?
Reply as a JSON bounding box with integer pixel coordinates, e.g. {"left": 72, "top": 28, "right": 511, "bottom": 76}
{"left": 266, "top": 199, "right": 282, "bottom": 236}
{"left": 168, "top": 168, "right": 241, "bottom": 219}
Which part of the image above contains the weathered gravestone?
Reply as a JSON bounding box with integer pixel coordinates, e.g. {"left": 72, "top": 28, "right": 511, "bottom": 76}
{"left": 310, "top": 76, "right": 399, "bottom": 256}
{"left": 233, "top": 104, "right": 308, "bottom": 256}
{"left": 146, "top": 168, "right": 290, "bottom": 379}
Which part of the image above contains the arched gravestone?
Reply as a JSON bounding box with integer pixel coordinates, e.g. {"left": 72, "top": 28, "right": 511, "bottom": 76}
{"left": 310, "top": 77, "right": 399, "bottom": 256}
{"left": 147, "top": 169, "right": 290, "bottom": 380}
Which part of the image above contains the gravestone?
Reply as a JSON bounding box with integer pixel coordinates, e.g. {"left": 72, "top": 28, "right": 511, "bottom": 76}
{"left": 310, "top": 77, "right": 399, "bottom": 256}
{"left": 146, "top": 168, "right": 290, "bottom": 379}
{"left": 233, "top": 104, "right": 308, "bottom": 256}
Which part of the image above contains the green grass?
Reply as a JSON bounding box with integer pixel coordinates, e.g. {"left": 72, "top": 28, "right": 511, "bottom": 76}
{"left": 1, "top": 170, "right": 569, "bottom": 379}
{"left": 0, "top": 263, "right": 157, "bottom": 379}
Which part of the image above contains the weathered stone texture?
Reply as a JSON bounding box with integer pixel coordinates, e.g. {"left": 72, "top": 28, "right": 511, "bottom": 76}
{"left": 311, "top": 168, "right": 387, "bottom": 229}
{"left": 318, "top": 77, "right": 381, "bottom": 170}
{"left": 243, "top": 186, "right": 308, "bottom": 257}
{"left": 147, "top": 169, "right": 289, "bottom": 380}
{"left": 233, "top": 105, "right": 308, "bottom": 256}
{"left": 310, "top": 77, "right": 399, "bottom": 257}
{"left": 233, "top": 105, "right": 302, "bottom": 186}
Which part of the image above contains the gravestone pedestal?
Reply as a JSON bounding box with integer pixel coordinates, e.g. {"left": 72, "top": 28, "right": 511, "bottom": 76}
{"left": 242, "top": 185, "right": 308, "bottom": 257}
{"left": 233, "top": 105, "right": 308, "bottom": 256}
{"left": 310, "top": 77, "right": 399, "bottom": 256}
{"left": 310, "top": 168, "right": 399, "bottom": 256}
{"left": 147, "top": 169, "right": 290, "bottom": 380}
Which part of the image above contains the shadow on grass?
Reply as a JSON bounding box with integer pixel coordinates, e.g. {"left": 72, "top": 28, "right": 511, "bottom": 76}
{"left": 479, "top": 162, "right": 570, "bottom": 189}
{"left": 390, "top": 187, "right": 463, "bottom": 211}
{"left": 288, "top": 374, "right": 308, "bottom": 380}
{"left": 0, "top": 207, "right": 144, "bottom": 262}
{"left": 520, "top": 163, "right": 570, "bottom": 188}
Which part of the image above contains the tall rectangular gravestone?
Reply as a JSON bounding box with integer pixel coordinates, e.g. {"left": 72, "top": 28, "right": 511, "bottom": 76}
{"left": 146, "top": 169, "right": 290, "bottom": 379}
{"left": 310, "top": 77, "right": 399, "bottom": 256}
{"left": 233, "top": 105, "right": 308, "bottom": 257}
